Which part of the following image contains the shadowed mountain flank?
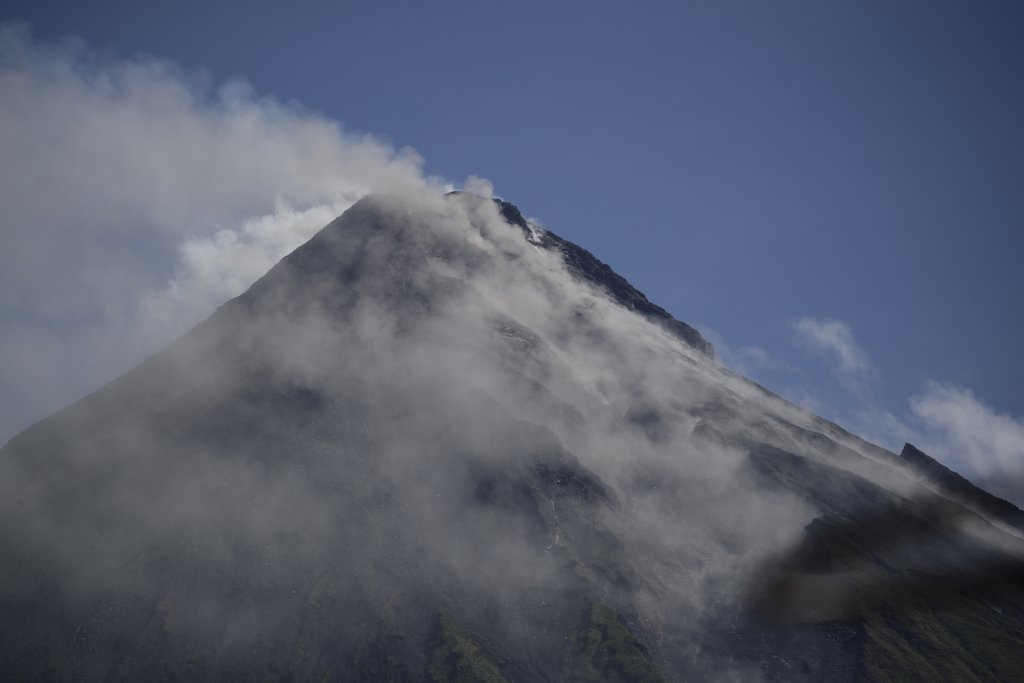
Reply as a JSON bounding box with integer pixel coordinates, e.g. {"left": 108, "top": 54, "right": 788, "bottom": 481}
{"left": 1, "top": 192, "right": 1022, "bottom": 681}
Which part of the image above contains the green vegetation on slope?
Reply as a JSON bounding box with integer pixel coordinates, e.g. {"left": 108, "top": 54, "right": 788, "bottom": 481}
{"left": 861, "top": 587, "right": 1024, "bottom": 683}
{"left": 562, "top": 603, "right": 668, "bottom": 683}
{"left": 426, "top": 612, "right": 509, "bottom": 683}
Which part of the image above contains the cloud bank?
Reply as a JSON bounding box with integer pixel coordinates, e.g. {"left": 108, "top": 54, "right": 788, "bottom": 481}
{"left": 0, "top": 24, "right": 449, "bottom": 442}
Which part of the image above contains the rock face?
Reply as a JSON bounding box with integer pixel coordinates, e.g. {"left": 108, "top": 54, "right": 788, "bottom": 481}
{"left": 900, "top": 442, "right": 1024, "bottom": 531}
{"left": 472, "top": 194, "right": 714, "bottom": 358}
{"left": 1, "top": 192, "right": 1023, "bottom": 681}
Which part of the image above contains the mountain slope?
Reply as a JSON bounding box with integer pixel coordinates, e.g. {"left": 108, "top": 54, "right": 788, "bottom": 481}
{"left": 899, "top": 442, "right": 1024, "bottom": 532}
{"left": 1, "top": 192, "right": 1022, "bottom": 681}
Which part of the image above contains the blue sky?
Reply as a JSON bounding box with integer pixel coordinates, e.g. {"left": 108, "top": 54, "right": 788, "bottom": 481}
{"left": 1, "top": 1, "right": 1023, "bottom": 495}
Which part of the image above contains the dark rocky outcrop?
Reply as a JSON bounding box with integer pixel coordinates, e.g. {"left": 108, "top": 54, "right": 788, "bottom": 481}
{"left": 900, "top": 442, "right": 1024, "bottom": 532}
{"left": 451, "top": 192, "right": 714, "bottom": 357}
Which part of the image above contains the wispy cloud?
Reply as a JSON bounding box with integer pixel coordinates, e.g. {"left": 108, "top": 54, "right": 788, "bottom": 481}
{"left": 794, "top": 317, "right": 877, "bottom": 396}
{"left": 700, "top": 325, "right": 777, "bottom": 377}
{"left": 908, "top": 381, "right": 1024, "bottom": 501}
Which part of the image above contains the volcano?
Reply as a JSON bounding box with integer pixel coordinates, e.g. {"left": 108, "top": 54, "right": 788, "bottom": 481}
{"left": 2, "top": 192, "right": 1023, "bottom": 681}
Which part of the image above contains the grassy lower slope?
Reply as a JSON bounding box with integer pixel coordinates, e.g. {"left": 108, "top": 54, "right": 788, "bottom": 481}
{"left": 562, "top": 603, "right": 668, "bottom": 683}
{"left": 426, "top": 613, "right": 509, "bottom": 683}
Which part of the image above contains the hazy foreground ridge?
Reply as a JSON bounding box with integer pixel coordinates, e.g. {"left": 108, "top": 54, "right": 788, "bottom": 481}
{"left": 1, "top": 192, "right": 1023, "bottom": 681}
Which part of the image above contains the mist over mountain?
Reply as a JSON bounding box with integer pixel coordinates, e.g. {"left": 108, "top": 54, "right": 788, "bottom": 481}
{"left": 2, "top": 191, "right": 1023, "bottom": 681}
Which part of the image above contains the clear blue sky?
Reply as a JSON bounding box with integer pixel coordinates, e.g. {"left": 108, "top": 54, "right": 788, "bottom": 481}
{"left": 3, "top": 1, "right": 1023, "bottom": 460}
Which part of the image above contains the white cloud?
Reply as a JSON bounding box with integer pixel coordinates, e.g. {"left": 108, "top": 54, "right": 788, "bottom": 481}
{"left": 462, "top": 175, "right": 494, "bottom": 198}
{"left": 908, "top": 381, "right": 1024, "bottom": 492}
{"left": 701, "top": 327, "right": 777, "bottom": 378}
{"left": 794, "top": 317, "right": 876, "bottom": 395}
{"left": 789, "top": 316, "right": 1024, "bottom": 504}
{"left": 134, "top": 201, "right": 352, "bottom": 347}
{"left": 0, "top": 25, "right": 464, "bottom": 442}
